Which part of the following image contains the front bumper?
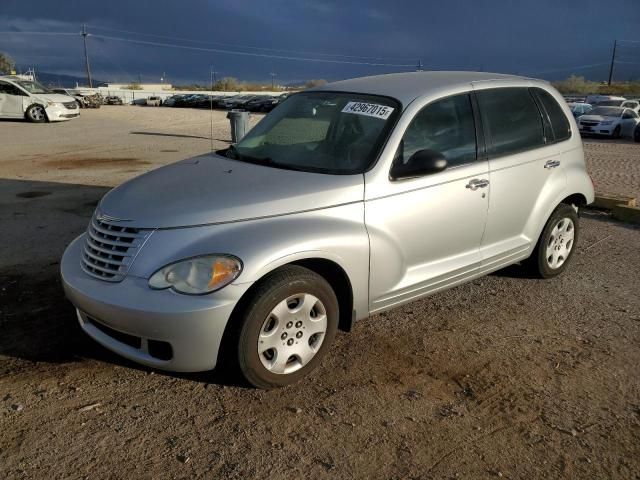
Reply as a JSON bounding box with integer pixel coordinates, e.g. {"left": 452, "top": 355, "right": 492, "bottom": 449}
{"left": 46, "top": 105, "right": 80, "bottom": 122}
{"left": 579, "top": 124, "right": 614, "bottom": 135}
{"left": 61, "top": 235, "right": 252, "bottom": 372}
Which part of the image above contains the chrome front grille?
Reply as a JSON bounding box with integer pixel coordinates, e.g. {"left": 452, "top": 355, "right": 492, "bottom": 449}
{"left": 81, "top": 215, "right": 150, "bottom": 282}
{"left": 63, "top": 101, "right": 78, "bottom": 109}
{"left": 580, "top": 121, "right": 598, "bottom": 127}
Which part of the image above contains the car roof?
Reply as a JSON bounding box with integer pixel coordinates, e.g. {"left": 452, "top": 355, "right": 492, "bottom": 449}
{"left": 311, "top": 71, "right": 528, "bottom": 106}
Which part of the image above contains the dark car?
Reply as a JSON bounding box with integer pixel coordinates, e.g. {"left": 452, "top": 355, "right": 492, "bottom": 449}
{"left": 245, "top": 94, "right": 289, "bottom": 112}
{"left": 105, "top": 96, "right": 123, "bottom": 105}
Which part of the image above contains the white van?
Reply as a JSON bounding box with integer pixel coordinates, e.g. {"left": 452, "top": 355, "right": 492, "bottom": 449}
{"left": 0, "top": 76, "right": 80, "bottom": 122}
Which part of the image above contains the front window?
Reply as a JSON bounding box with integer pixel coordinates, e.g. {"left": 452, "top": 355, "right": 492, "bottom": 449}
{"left": 589, "top": 107, "right": 623, "bottom": 117}
{"left": 229, "top": 91, "right": 400, "bottom": 174}
{"left": 14, "top": 80, "right": 50, "bottom": 94}
{"left": 397, "top": 93, "right": 477, "bottom": 168}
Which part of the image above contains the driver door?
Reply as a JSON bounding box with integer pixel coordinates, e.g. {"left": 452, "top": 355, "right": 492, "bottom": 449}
{"left": 366, "top": 92, "right": 489, "bottom": 312}
{"left": 0, "top": 81, "right": 25, "bottom": 117}
{"left": 622, "top": 109, "right": 639, "bottom": 137}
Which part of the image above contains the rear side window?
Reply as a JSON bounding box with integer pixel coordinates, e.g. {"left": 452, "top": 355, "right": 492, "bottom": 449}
{"left": 399, "top": 93, "right": 477, "bottom": 168}
{"left": 477, "top": 88, "right": 544, "bottom": 158}
{"left": 532, "top": 88, "right": 571, "bottom": 142}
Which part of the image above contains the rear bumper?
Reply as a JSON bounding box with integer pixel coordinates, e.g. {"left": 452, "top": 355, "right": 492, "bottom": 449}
{"left": 61, "top": 235, "right": 252, "bottom": 372}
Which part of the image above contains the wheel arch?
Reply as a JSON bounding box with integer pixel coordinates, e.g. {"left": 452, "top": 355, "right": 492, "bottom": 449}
{"left": 25, "top": 102, "right": 48, "bottom": 122}
{"left": 216, "top": 257, "right": 356, "bottom": 369}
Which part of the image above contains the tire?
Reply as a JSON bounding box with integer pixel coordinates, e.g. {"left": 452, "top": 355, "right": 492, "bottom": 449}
{"left": 25, "top": 104, "right": 47, "bottom": 123}
{"left": 231, "top": 265, "right": 339, "bottom": 389}
{"left": 612, "top": 125, "right": 621, "bottom": 139}
{"left": 527, "top": 204, "right": 579, "bottom": 279}
{"left": 634, "top": 125, "right": 640, "bottom": 143}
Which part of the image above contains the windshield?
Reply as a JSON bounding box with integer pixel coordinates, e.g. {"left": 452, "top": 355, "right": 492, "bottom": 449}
{"left": 589, "top": 107, "right": 623, "bottom": 117}
{"left": 15, "top": 80, "right": 51, "bottom": 94}
{"left": 230, "top": 91, "right": 400, "bottom": 174}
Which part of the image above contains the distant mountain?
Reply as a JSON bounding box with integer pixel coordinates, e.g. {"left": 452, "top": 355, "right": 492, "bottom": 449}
{"left": 33, "top": 71, "right": 106, "bottom": 88}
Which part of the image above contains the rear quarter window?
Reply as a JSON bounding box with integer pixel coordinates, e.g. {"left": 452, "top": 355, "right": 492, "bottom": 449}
{"left": 476, "top": 87, "right": 545, "bottom": 158}
{"left": 532, "top": 88, "right": 571, "bottom": 143}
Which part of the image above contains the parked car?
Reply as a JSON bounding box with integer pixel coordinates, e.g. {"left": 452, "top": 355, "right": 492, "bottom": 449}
{"left": 567, "top": 102, "right": 592, "bottom": 119}
{"left": 61, "top": 72, "right": 594, "bottom": 389}
{"left": 219, "top": 94, "right": 259, "bottom": 109}
{"left": 595, "top": 99, "right": 625, "bottom": 107}
{"left": 0, "top": 76, "right": 80, "bottom": 122}
{"left": 104, "top": 96, "right": 124, "bottom": 105}
{"left": 52, "top": 88, "right": 87, "bottom": 108}
{"left": 577, "top": 106, "right": 640, "bottom": 138}
{"left": 245, "top": 94, "right": 289, "bottom": 112}
{"left": 585, "top": 94, "right": 625, "bottom": 105}
{"left": 146, "top": 96, "right": 162, "bottom": 106}
{"left": 162, "top": 95, "right": 184, "bottom": 107}
{"left": 620, "top": 100, "right": 640, "bottom": 113}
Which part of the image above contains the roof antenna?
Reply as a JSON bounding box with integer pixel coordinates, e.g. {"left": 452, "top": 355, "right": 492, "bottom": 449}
{"left": 210, "top": 66, "right": 214, "bottom": 152}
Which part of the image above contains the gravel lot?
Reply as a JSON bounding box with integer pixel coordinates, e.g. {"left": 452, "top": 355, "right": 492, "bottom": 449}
{"left": 1, "top": 107, "right": 639, "bottom": 479}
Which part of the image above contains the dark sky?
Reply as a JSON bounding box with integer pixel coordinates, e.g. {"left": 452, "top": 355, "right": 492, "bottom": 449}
{"left": 1, "top": 0, "right": 639, "bottom": 85}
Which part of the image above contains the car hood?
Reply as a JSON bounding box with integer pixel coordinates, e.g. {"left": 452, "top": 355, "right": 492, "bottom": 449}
{"left": 579, "top": 115, "right": 618, "bottom": 122}
{"left": 98, "top": 153, "right": 364, "bottom": 229}
{"left": 36, "top": 93, "right": 76, "bottom": 103}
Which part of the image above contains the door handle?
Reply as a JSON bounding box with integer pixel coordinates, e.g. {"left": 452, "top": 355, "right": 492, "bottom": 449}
{"left": 544, "top": 159, "right": 561, "bottom": 169}
{"left": 466, "top": 179, "right": 489, "bottom": 190}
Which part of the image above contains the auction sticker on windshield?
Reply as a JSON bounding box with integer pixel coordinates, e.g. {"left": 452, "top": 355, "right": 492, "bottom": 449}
{"left": 342, "top": 101, "right": 394, "bottom": 120}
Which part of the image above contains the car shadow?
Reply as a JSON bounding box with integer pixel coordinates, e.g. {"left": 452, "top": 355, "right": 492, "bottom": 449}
{"left": 0, "top": 178, "right": 242, "bottom": 387}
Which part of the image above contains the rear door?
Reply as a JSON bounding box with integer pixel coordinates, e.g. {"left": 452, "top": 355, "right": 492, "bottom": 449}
{"left": 0, "top": 81, "right": 26, "bottom": 117}
{"left": 474, "top": 86, "right": 568, "bottom": 269}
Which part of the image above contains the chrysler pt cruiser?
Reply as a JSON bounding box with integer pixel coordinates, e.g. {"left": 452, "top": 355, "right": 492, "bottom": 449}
{"left": 61, "top": 72, "right": 594, "bottom": 389}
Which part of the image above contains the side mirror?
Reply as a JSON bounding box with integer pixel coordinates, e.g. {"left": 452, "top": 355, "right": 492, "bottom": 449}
{"left": 390, "top": 149, "right": 448, "bottom": 180}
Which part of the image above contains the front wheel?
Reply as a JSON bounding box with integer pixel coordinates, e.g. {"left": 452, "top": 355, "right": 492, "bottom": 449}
{"left": 231, "top": 265, "right": 339, "bottom": 389}
{"left": 612, "top": 125, "right": 621, "bottom": 139}
{"left": 527, "top": 204, "right": 579, "bottom": 278}
{"left": 26, "top": 104, "right": 47, "bottom": 123}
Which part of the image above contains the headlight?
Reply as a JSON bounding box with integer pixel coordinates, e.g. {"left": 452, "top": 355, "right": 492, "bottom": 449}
{"left": 149, "top": 255, "right": 242, "bottom": 295}
{"left": 46, "top": 100, "right": 59, "bottom": 107}
{"left": 600, "top": 120, "right": 613, "bottom": 125}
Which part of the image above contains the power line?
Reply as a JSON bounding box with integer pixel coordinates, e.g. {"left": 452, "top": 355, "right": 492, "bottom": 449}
{"left": 86, "top": 24, "right": 417, "bottom": 62}
{"left": 528, "top": 62, "right": 609, "bottom": 75}
{"left": 89, "top": 33, "right": 418, "bottom": 67}
{"left": 0, "top": 31, "right": 77, "bottom": 35}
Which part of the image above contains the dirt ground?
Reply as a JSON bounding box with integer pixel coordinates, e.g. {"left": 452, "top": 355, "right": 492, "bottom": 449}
{"left": 1, "top": 107, "right": 639, "bottom": 479}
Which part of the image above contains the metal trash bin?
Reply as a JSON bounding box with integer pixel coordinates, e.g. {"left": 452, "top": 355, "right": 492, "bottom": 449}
{"left": 227, "top": 109, "right": 250, "bottom": 143}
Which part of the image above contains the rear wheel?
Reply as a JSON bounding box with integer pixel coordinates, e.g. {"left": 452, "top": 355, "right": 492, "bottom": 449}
{"left": 26, "top": 104, "right": 47, "bottom": 123}
{"left": 232, "top": 265, "right": 339, "bottom": 389}
{"left": 527, "top": 204, "right": 579, "bottom": 278}
{"left": 634, "top": 124, "right": 640, "bottom": 143}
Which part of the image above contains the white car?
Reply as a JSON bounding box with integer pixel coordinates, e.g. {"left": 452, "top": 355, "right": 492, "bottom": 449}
{"left": 0, "top": 76, "right": 80, "bottom": 122}
{"left": 620, "top": 100, "right": 640, "bottom": 113}
{"left": 577, "top": 106, "right": 640, "bottom": 138}
{"left": 585, "top": 94, "right": 625, "bottom": 105}
{"left": 146, "top": 96, "right": 162, "bottom": 106}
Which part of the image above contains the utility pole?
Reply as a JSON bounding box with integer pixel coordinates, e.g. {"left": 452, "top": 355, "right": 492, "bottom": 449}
{"left": 608, "top": 40, "right": 617, "bottom": 86}
{"left": 81, "top": 24, "right": 93, "bottom": 88}
{"left": 210, "top": 67, "right": 218, "bottom": 85}
{"left": 269, "top": 71, "right": 277, "bottom": 90}
{"left": 416, "top": 60, "right": 423, "bottom": 72}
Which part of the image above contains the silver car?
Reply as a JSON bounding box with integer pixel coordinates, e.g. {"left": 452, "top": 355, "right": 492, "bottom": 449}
{"left": 61, "top": 72, "right": 594, "bottom": 389}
